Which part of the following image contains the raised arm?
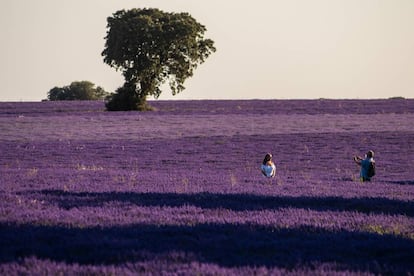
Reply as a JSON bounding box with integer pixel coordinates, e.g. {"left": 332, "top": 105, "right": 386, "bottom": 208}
{"left": 353, "top": 156, "right": 362, "bottom": 165}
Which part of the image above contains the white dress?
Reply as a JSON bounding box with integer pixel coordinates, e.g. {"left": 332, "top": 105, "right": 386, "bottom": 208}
{"left": 261, "top": 163, "right": 276, "bottom": 178}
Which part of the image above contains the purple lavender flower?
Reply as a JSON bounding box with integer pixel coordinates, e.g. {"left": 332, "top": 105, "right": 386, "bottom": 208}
{"left": 0, "top": 99, "right": 413, "bottom": 274}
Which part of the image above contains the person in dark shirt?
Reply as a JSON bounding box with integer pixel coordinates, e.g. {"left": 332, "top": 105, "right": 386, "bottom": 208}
{"left": 353, "top": 150, "right": 375, "bottom": 182}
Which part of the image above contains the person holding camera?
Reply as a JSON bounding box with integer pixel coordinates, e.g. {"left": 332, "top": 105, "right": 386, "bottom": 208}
{"left": 353, "top": 150, "right": 375, "bottom": 182}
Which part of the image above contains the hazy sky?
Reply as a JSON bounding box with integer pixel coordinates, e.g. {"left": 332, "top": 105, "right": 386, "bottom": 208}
{"left": 1, "top": 0, "right": 413, "bottom": 101}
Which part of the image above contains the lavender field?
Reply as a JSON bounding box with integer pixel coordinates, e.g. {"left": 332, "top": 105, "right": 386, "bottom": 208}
{"left": 1, "top": 99, "right": 413, "bottom": 275}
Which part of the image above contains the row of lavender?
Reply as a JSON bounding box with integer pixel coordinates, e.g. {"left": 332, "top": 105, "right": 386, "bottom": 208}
{"left": 1, "top": 100, "right": 413, "bottom": 275}
{"left": 1, "top": 98, "right": 413, "bottom": 115}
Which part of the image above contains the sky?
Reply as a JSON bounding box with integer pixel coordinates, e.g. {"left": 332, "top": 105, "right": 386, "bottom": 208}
{"left": 0, "top": 0, "right": 413, "bottom": 101}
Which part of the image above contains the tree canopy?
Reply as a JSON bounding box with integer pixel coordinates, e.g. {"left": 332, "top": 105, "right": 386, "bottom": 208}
{"left": 102, "top": 8, "right": 216, "bottom": 111}
{"left": 47, "top": 81, "right": 109, "bottom": 101}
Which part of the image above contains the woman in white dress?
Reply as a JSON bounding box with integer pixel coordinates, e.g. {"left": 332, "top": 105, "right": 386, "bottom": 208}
{"left": 261, "top": 153, "right": 276, "bottom": 178}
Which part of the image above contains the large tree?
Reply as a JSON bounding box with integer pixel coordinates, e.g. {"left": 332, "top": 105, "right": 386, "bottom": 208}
{"left": 102, "top": 8, "right": 216, "bottom": 111}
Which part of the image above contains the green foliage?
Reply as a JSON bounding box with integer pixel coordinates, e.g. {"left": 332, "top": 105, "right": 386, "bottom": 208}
{"left": 105, "top": 84, "right": 153, "bottom": 111}
{"left": 102, "top": 8, "right": 216, "bottom": 111}
{"left": 47, "top": 81, "right": 109, "bottom": 101}
{"left": 388, "top": 96, "right": 405, "bottom": 100}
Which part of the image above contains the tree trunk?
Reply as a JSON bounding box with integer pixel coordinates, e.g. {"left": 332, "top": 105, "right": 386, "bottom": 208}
{"left": 137, "top": 80, "right": 154, "bottom": 111}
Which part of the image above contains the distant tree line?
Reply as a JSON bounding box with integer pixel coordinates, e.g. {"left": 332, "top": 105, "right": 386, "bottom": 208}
{"left": 47, "top": 81, "right": 109, "bottom": 101}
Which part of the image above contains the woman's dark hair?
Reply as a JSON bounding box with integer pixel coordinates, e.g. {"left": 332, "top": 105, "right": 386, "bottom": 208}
{"left": 263, "top": 153, "right": 272, "bottom": 165}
